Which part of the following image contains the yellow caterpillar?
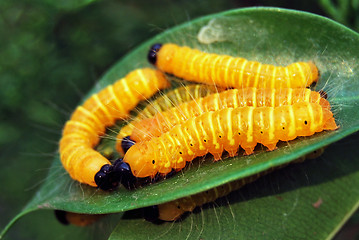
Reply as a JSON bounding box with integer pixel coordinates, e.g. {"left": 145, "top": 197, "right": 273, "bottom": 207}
{"left": 54, "top": 210, "right": 105, "bottom": 226}
{"left": 59, "top": 68, "right": 169, "bottom": 189}
{"left": 148, "top": 43, "right": 319, "bottom": 89}
{"left": 129, "top": 88, "right": 330, "bottom": 143}
{"left": 116, "top": 84, "right": 223, "bottom": 155}
{"left": 123, "top": 102, "right": 337, "bottom": 178}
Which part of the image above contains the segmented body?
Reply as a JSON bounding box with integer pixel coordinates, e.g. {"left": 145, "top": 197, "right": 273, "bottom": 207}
{"left": 123, "top": 102, "right": 338, "bottom": 178}
{"left": 59, "top": 68, "right": 169, "bottom": 187}
{"left": 155, "top": 172, "right": 263, "bottom": 221}
{"left": 130, "top": 88, "right": 330, "bottom": 143}
{"left": 116, "top": 84, "right": 223, "bottom": 155}
{"left": 54, "top": 210, "right": 105, "bottom": 226}
{"left": 151, "top": 43, "right": 319, "bottom": 89}
{"left": 154, "top": 148, "right": 326, "bottom": 221}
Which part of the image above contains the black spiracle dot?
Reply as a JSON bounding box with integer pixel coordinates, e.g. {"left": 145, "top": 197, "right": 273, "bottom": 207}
{"left": 219, "top": 135, "right": 222, "bottom": 138}
{"left": 177, "top": 205, "right": 181, "bottom": 209}
{"left": 238, "top": 132, "right": 241, "bottom": 135}
{"left": 190, "top": 143, "right": 193, "bottom": 146}
{"left": 260, "top": 131, "right": 263, "bottom": 134}
{"left": 282, "top": 127, "right": 285, "bottom": 130}
{"left": 152, "top": 160, "right": 155, "bottom": 164}
{"left": 179, "top": 151, "right": 182, "bottom": 155}
{"left": 304, "top": 120, "right": 308, "bottom": 125}
{"left": 203, "top": 139, "right": 207, "bottom": 142}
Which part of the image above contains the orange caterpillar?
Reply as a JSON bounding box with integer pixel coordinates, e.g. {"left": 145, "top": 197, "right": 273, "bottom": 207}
{"left": 54, "top": 210, "right": 106, "bottom": 226}
{"left": 145, "top": 147, "right": 326, "bottom": 222}
{"left": 116, "top": 84, "right": 223, "bottom": 155}
{"left": 129, "top": 88, "right": 330, "bottom": 143}
{"left": 123, "top": 102, "right": 338, "bottom": 178}
{"left": 59, "top": 68, "right": 169, "bottom": 189}
{"left": 145, "top": 173, "right": 262, "bottom": 222}
{"left": 148, "top": 43, "right": 319, "bottom": 89}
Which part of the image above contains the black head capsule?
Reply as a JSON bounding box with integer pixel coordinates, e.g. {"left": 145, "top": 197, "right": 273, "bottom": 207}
{"left": 121, "top": 136, "right": 136, "bottom": 154}
{"left": 95, "top": 164, "right": 119, "bottom": 190}
{"left": 148, "top": 43, "right": 162, "bottom": 65}
{"left": 112, "top": 158, "right": 137, "bottom": 190}
{"left": 54, "top": 210, "right": 69, "bottom": 225}
{"left": 143, "top": 205, "right": 161, "bottom": 223}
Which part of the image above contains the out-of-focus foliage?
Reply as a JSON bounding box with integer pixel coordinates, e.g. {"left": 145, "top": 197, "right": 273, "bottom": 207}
{"left": 319, "top": 0, "right": 359, "bottom": 30}
{"left": 1, "top": 0, "right": 358, "bottom": 239}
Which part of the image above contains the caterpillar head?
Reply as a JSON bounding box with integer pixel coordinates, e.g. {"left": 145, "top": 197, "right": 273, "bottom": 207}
{"left": 143, "top": 205, "right": 161, "bottom": 223}
{"left": 121, "top": 136, "right": 136, "bottom": 154}
{"left": 148, "top": 43, "right": 162, "bottom": 65}
{"left": 94, "top": 159, "right": 137, "bottom": 190}
{"left": 143, "top": 202, "right": 186, "bottom": 222}
{"left": 54, "top": 210, "right": 104, "bottom": 226}
{"left": 94, "top": 164, "right": 118, "bottom": 190}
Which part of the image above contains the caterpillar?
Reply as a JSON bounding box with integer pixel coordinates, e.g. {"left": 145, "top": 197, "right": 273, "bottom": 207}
{"left": 144, "top": 148, "right": 326, "bottom": 222}
{"left": 122, "top": 102, "right": 338, "bottom": 178}
{"left": 129, "top": 88, "right": 330, "bottom": 143}
{"left": 59, "top": 68, "right": 170, "bottom": 189}
{"left": 148, "top": 43, "right": 319, "bottom": 89}
{"left": 116, "top": 84, "right": 223, "bottom": 155}
{"left": 54, "top": 210, "right": 105, "bottom": 227}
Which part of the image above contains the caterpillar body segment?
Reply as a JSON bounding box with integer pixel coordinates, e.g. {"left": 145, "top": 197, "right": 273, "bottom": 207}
{"left": 151, "top": 171, "right": 270, "bottom": 222}
{"left": 136, "top": 84, "right": 224, "bottom": 119}
{"left": 130, "top": 88, "right": 331, "bottom": 143}
{"left": 116, "top": 84, "right": 223, "bottom": 155}
{"left": 54, "top": 210, "right": 106, "bottom": 226}
{"left": 148, "top": 43, "right": 319, "bottom": 89}
{"left": 150, "top": 175, "right": 258, "bottom": 222}
{"left": 145, "top": 147, "right": 326, "bottom": 222}
{"left": 59, "top": 68, "right": 170, "bottom": 188}
{"left": 123, "top": 102, "right": 338, "bottom": 178}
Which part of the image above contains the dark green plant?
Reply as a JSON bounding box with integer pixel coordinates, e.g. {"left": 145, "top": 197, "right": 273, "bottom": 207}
{"left": 319, "top": 0, "right": 359, "bottom": 30}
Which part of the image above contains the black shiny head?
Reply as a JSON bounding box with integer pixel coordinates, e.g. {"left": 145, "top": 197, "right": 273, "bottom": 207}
{"left": 54, "top": 210, "right": 69, "bottom": 225}
{"left": 95, "top": 159, "right": 138, "bottom": 190}
{"left": 143, "top": 205, "right": 160, "bottom": 223}
{"left": 95, "top": 164, "right": 118, "bottom": 190}
{"left": 148, "top": 43, "right": 162, "bottom": 65}
{"left": 112, "top": 158, "right": 137, "bottom": 189}
{"left": 121, "top": 136, "right": 136, "bottom": 154}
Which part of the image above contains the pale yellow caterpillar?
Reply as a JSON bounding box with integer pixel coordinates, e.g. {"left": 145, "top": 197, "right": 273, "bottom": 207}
{"left": 123, "top": 102, "right": 338, "bottom": 178}
{"left": 148, "top": 43, "right": 319, "bottom": 89}
{"left": 59, "top": 68, "right": 170, "bottom": 189}
{"left": 116, "top": 84, "right": 223, "bottom": 155}
{"left": 129, "top": 88, "right": 330, "bottom": 143}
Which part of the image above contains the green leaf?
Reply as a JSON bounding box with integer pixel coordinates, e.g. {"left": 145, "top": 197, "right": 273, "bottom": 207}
{"left": 109, "top": 134, "right": 359, "bottom": 240}
{"left": 2, "top": 7, "right": 359, "bottom": 239}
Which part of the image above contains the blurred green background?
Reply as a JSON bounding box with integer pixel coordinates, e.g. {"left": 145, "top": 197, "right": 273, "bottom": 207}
{"left": 0, "top": 0, "right": 358, "bottom": 239}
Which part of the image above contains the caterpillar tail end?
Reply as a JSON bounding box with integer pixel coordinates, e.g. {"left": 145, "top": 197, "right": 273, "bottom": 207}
{"left": 148, "top": 43, "right": 162, "bottom": 65}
